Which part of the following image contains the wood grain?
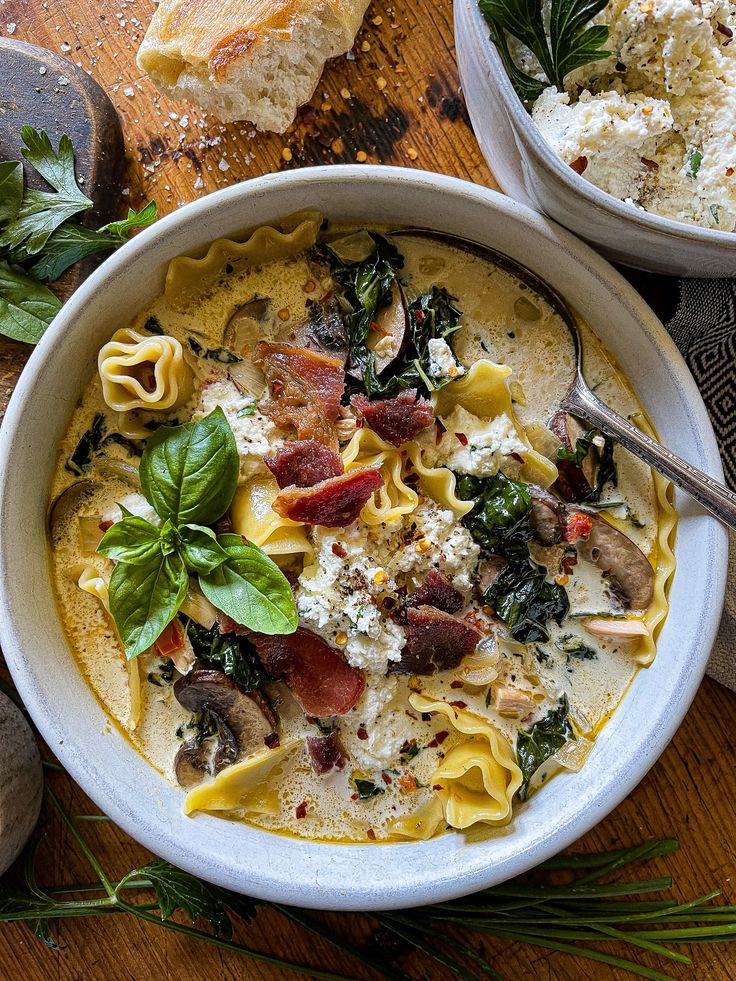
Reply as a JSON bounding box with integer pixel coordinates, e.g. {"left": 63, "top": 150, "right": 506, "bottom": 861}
{"left": 0, "top": 0, "right": 735, "bottom": 978}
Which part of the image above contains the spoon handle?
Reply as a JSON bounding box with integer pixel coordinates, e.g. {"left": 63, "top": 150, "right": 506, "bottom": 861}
{"left": 561, "top": 380, "right": 736, "bottom": 532}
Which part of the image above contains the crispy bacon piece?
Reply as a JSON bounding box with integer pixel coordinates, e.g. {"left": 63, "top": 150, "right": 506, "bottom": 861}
{"left": 393, "top": 605, "right": 482, "bottom": 675}
{"left": 250, "top": 628, "right": 365, "bottom": 716}
{"left": 409, "top": 569, "right": 463, "bottom": 614}
{"left": 306, "top": 731, "right": 345, "bottom": 774}
{"left": 254, "top": 341, "right": 345, "bottom": 445}
{"left": 273, "top": 467, "right": 383, "bottom": 527}
{"left": 351, "top": 389, "right": 435, "bottom": 447}
{"left": 265, "top": 439, "right": 343, "bottom": 489}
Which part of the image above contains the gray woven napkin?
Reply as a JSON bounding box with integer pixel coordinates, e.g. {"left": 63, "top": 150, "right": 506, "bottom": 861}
{"left": 666, "top": 279, "right": 736, "bottom": 690}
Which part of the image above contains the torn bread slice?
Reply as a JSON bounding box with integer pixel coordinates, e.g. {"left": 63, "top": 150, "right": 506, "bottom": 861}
{"left": 137, "top": 0, "right": 371, "bottom": 133}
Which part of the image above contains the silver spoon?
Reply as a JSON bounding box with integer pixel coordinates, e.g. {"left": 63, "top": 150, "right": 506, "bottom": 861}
{"left": 391, "top": 229, "right": 736, "bottom": 531}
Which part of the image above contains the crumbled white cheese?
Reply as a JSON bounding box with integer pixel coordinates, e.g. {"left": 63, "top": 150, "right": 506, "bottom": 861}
{"left": 528, "top": 0, "right": 736, "bottom": 230}
{"left": 297, "top": 500, "right": 480, "bottom": 673}
{"left": 195, "top": 379, "right": 281, "bottom": 481}
{"left": 427, "top": 338, "right": 465, "bottom": 380}
{"left": 339, "top": 675, "right": 416, "bottom": 770}
{"left": 419, "top": 406, "right": 527, "bottom": 478}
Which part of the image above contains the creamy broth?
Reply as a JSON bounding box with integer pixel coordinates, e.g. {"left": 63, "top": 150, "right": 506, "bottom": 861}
{"left": 49, "top": 217, "right": 675, "bottom": 843}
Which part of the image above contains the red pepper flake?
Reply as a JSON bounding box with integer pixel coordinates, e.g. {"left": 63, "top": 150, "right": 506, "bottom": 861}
{"left": 432, "top": 784, "right": 444, "bottom": 791}
{"left": 727, "top": 167, "right": 734, "bottom": 177}
{"left": 717, "top": 21, "right": 733, "bottom": 40}
{"left": 435, "top": 419, "right": 446, "bottom": 446}
{"left": 366, "top": 828, "right": 377, "bottom": 840}
{"left": 381, "top": 771, "right": 393, "bottom": 784}
{"left": 350, "top": 792, "right": 359, "bottom": 801}
{"left": 463, "top": 611, "right": 491, "bottom": 634}
{"left": 454, "top": 432, "right": 468, "bottom": 446}
{"left": 295, "top": 801, "right": 308, "bottom": 819}
{"left": 357, "top": 725, "right": 368, "bottom": 740}
{"left": 505, "top": 451, "right": 524, "bottom": 463}
{"left": 415, "top": 309, "right": 425, "bottom": 323}
{"left": 564, "top": 512, "right": 593, "bottom": 542}
{"left": 271, "top": 380, "right": 284, "bottom": 395}
{"left": 99, "top": 519, "right": 113, "bottom": 532}
{"left": 331, "top": 542, "right": 347, "bottom": 558}
{"left": 561, "top": 554, "right": 578, "bottom": 576}
{"left": 450, "top": 680, "right": 464, "bottom": 689}
{"left": 264, "top": 732, "right": 280, "bottom": 749}
{"left": 570, "top": 155, "right": 588, "bottom": 174}
{"left": 641, "top": 157, "right": 659, "bottom": 170}
{"left": 449, "top": 700, "right": 467, "bottom": 709}
{"left": 434, "top": 730, "right": 449, "bottom": 745}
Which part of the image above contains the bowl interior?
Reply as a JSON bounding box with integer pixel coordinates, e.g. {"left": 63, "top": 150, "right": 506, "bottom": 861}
{"left": 0, "top": 167, "right": 727, "bottom": 910}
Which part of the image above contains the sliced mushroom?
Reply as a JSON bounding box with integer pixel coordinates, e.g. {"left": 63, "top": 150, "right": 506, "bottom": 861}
{"left": 529, "top": 486, "right": 565, "bottom": 545}
{"left": 583, "top": 617, "right": 650, "bottom": 640}
{"left": 94, "top": 457, "right": 141, "bottom": 488}
{"left": 348, "top": 280, "right": 409, "bottom": 380}
{"left": 301, "top": 299, "right": 350, "bottom": 363}
{"left": 174, "top": 740, "right": 213, "bottom": 788}
{"left": 173, "top": 664, "right": 278, "bottom": 773}
{"left": 48, "top": 480, "right": 99, "bottom": 545}
{"left": 550, "top": 411, "right": 597, "bottom": 502}
{"left": 224, "top": 297, "right": 275, "bottom": 354}
{"left": 476, "top": 555, "right": 508, "bottom": 599}
{"left": 577, "top": 516, "right": 654, "bottom": 610}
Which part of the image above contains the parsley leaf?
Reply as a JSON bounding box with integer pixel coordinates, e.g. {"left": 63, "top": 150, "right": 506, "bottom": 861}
{"left": 0, "top": 128, "right": 92, "bottom": 254}
{"left": 23, "top": 201, "right": 157, "bottom": 281}
{"left": 0, "top": 260, "right": 62, "bottom": 343}
{"left": 479, "top": 0, "right": 610, "bottom": 104}
{"left": 0, "top": 161, "right": 24, "bottom": 225}
{"left": 517, "top": 695, "right": 574, "bottom": 800}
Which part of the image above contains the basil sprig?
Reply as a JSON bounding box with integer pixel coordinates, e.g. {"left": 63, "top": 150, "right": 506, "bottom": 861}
{"left": 98, "top": 408, "right": 298, "bottom": 658}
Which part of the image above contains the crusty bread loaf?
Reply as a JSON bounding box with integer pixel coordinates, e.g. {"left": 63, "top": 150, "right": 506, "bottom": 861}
{"left": 137, "top": 0, "right": 371, "bottom": 133}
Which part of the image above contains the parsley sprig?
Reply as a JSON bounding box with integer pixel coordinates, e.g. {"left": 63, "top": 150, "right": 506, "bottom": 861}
{"left": 0, "top": 126, "right": 156, "bottom": 344}
{"left": 479, "top": 0, "right": 611, "bottom": 103}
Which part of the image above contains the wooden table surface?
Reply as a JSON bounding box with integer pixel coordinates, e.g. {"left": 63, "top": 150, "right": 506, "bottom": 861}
{"left": 1, "top": 0, "right": 735, "bottom": 978}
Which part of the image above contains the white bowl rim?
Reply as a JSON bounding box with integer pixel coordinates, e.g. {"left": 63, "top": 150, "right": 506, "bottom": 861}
{"left": 463, "top": 0, "right": 736, "bottom": 249}
{"left": 0, "top": 165, "right": 728, "bottom": 910}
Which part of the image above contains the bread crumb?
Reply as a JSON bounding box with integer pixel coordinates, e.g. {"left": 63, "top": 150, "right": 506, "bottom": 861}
{"left": 340, "top": 87, "right": 351, "bottom": 99}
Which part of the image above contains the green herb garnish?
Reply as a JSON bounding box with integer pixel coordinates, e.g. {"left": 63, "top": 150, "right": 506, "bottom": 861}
{"left": 186, "top": 620, "right": 268, "bottom": 691}
{"left": 556, "top": 633, "right": 598, "bottom": 661}
{"left": 187, "top": 338, "right": 242, "bottom": 364}
{"left": 98, "top": 408, "right": 297, "bottom": 658}
{"left": 0, "top": 126, "right": 156, "bottom": 343}
{"left": 353, "top": 778, "right": 385, "bottom": 800}
{"left": 457, "top": 471, "right": 533, "bottom": 559}
{"left": 558, "top": 426, "right": 617, "bottom": 501}
{"left": 686, "top": 148, "right": 703, "bottom": 179}
{"left": 479, "top": 0, "right": 610, "bottom": 104}
{"left": 485, "top": 559, "right": 570, "bottom": 643}
{"left": 517, "top": 695, "right": 574, "bottom": 800}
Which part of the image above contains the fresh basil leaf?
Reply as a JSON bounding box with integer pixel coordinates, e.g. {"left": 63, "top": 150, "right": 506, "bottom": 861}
{"left": 484, "top": 558, "right": 569, "bottom": 642}
{"left": 97, "top": 515, "right": 163, "bottom": 565}
{"left": 0, "top": 129, "right": 92, "bottom": 255}
{"left": 199, "top": 534, "right": 298, "bottom": 635}
{"left": 458, "top": 472, "right": 533, "bottom": 559}
{"left": 186, "top": 620, "right": 267, "bottom": 690}
{"left": 517, "top": 695, "right": 574, "bottom": 800}
{"left": 139, "top": 408, "right": 239, "bottom": 526}
{"left": 0, "top": 161, "right": 24, "bottom": 225}
{"left": 17, "top": 202, "right": 155, "bottom": 281}
{"left": 0, "top": 260, "right": 62, "bottom": 343}
{"left": 179, "top": 524, "right": 229, "bottom": 574}
{"left": 108, "top": 551, "right": 188, "bottom": 658}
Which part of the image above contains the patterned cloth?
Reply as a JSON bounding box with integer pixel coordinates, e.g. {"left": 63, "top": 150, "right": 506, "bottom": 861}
{"left": 665, "top": 279, "right": 736, "bottom": 690}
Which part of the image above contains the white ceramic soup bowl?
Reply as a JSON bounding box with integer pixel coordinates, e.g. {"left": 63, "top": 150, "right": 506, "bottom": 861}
{"left": 0, "top": 167, "right": 727, "bottom": 910}
{"left": 454, "top": 0, "right": 736, "bottom": 278}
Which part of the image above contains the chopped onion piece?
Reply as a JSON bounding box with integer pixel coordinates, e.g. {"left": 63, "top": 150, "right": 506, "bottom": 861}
{"left": 95, "top": 457, "right": 141, "bottom": 487}
{"left": 325, "top": 230, "right": 376, "bottom": 264}
{"left": 455, "top": 643, "right": 499, "bottom": 686}
{"left": 78, "top": 515, "right": 104, "bottom": 553}
{"left": 553, "top": 735, "right": 594, "bottom": 772}
{"left": 180, "top": 585, "right": 218, "bottom": 630}
{"left": 583, "top": 617, "right": 649, "bottom": 639}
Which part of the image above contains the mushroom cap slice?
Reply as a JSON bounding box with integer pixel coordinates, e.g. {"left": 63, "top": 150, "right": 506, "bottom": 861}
{"left": 174, "top": 740, "right": 213, "bottom": 788}
{"left": 529, "top": 485, "right": 565, "bottom": 545}
{"left": 347, "top": 279, "right": 409, "bottom": 380}
{"left": 48, "top": 480, "right": 99, "bottom": 545}
{"left": 224, "top": 297, "right": 275, "bottom": 354}
{"left": 577, "top": 516, "right": 654, "bottom": 611}
{"left": 174, "top": 664, "right": 278, "bottom": 764}
{"left": 550, "top": 412, "right": 596, "bottom": 502}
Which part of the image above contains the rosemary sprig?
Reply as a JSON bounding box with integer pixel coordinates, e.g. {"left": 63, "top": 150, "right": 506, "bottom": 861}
{"left": 479, "top": 0, "right": 611, "bottom": 104}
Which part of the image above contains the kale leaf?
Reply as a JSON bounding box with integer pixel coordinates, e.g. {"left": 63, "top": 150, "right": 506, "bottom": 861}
{"left": 186, "top": 620, "right": 268, "bottom": 691}
{"left": 484, "top": 559, "right": 570, "bottom": 643}
{"left": 517, "top": 695, "right": 574, "bottom": 800}
{"left": 457, "top": 471, "right": 533, "bottom": 559}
